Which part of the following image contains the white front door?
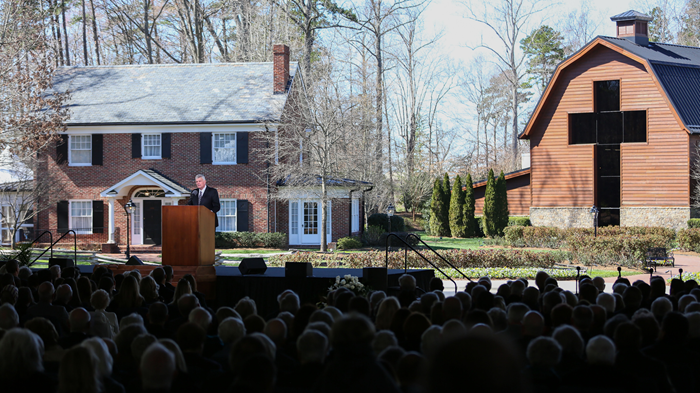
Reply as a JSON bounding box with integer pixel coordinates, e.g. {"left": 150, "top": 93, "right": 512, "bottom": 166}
{"left": 301, "top": 201, "right": 319, "bottom": 244}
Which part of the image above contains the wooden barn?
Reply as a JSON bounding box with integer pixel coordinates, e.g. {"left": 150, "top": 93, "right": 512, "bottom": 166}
{"left": 477, "top": 10, "right": 700, "bottom": 230}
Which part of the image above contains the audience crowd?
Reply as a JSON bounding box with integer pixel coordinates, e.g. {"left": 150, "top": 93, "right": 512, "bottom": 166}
{"left": 0, "top": 258, "right": 698, "bottom": 393}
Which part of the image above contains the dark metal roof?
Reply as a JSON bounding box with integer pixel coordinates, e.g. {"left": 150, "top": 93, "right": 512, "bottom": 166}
{"left": 600, "top": 36, "right": 700, "bottom": 66}
{"left": 472, "top": 168, "right": 531, "bottom": 188}
{"left": 52, "top": 62, "right": 298, "bottom": 125}
{"left": 610, "top": 10, "right": 652, "bottom": 22}
{"left": 277, "top": 175, "right": 372, "bottom": 187}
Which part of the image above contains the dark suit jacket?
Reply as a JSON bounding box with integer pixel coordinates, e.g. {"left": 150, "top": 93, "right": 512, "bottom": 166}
{"left": 187, "top": 186, "right": 221, "bottom": 227}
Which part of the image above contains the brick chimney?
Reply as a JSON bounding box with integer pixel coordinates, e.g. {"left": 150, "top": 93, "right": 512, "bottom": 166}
{"left": 611, "top": 10, "right": 652, "bottom": 46}
{"left": 273, "top": 45, "right": 290, "bottom": 94}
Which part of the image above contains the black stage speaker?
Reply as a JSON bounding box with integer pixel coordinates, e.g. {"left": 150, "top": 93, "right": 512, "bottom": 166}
{"left": 126, "top": 256, "right": 144, "bottom": 265}
{"left": 285, "top": 262, "right": 312, "bottom": 278}
{"left": 363, "top": 267, "right": 388, "bottom": 291}
{"left": 239, "top": 258, "right": 267, "bottom": 275}
{"left": 49, "top": 258, "right": 74, "bottom": 268}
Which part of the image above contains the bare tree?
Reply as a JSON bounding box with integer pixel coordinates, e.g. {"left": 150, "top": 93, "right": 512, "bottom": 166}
{"left": 464, "top": 0, "right": 548, "bottom": 164}
{"left": 559, "top": 0, "right": 600, "bottom": 55}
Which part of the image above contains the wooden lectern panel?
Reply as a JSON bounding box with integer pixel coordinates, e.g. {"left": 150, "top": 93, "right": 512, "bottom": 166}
{"left": 162, "top": 206, "right": 216, "bottom": 266}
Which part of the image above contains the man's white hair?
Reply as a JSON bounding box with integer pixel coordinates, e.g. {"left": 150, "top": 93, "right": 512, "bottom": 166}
{"left": 141, "top": 343, "right": 176, "bottom": 391}
{"left": 0, "top": 303, "right": 19, "bottom": 330}
{"left": 195, "top": 174, "right": 206, "bottom": 181}
{"left": 586, "top": 335, "right": 616, "bottom": 365}
{"left": 218, "top": 317, "right": 246, "bottom": 344}
{"left": 651, "top": 297, "right": 673, "bottom": 321}
{"left": 297, "top": 330, "right": 328, "bottom": 364}
{"left": 596, "top": 292, "right": 616, "bottom": 314}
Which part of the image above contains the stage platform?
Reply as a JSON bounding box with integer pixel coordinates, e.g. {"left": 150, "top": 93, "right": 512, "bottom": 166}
{"left": 76, "top": 265, "right": 434, "bottom": 315}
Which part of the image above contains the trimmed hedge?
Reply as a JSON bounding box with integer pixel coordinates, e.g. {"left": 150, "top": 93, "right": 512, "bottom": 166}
{"left": 267, "top": 249, "right": 565, "bottom": 270}
{"left": 567, "top": 232, "right": 667, "bottom": 267}
{"left": 215, "top": 232, "right": 287, "bottom": 248}
{"left": 508, "top": 217, "right": 531, "bottom": 226}
{"left": 367, "top": 213, "right": 405, "bottom": 232}
{"left": 678, "top": 228, "right": 700, "bottom": 252}
{"left": 362, "top": 226, "right": 385, "bottom": 246}
{"left": 688, "top": 219, "right": 700, "bottom": 228}
{"left": 337, "top": 236, "right": 363, "bottom": 250}
{"left": 504, "top": 226, "right": 676, "bottom": 250}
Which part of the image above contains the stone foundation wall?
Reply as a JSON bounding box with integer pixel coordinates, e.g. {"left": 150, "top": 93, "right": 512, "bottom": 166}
{"left": 530, "top": 207, "right": 594, "bottom": 228}
{"left": 620, "top": 207, "right": 690, "bottom": 230}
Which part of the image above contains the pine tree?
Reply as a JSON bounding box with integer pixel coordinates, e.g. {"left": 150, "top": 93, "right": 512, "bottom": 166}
{"left": 441, "top": 173, "right": 452, "bottom": 237}
{"left": 429, "top": 178, "right": 449, "bottom": 236}
{"left": 495, "top": 170, "right": 510, "bottom": 236}
{"left": 449, "top": 175, "right": 466, "bottom": 237}
{"left": 463, "top": 173, "right": 477, "bottom": 237}
{"left": 482, "top": 169, "right": 497, "bottom": 237}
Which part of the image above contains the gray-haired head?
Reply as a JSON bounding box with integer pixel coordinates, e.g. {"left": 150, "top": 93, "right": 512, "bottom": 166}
{"left": 195, "top": 174, "right": 206, "bottom": 182}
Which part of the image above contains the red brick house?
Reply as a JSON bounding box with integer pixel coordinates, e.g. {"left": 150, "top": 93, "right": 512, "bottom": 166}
{"left": 39, "top": 45, "right": 367, "bottom": 250}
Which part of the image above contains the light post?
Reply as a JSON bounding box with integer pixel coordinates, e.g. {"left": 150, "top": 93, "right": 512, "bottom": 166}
{"left": 589, "top": 205, "right": 599, "bottom": 237}
{"left": 387, "top": 203, "right": 395, "bottom": 250}
{"left": 124, "top": 199, "right": 135, "bottom": 259}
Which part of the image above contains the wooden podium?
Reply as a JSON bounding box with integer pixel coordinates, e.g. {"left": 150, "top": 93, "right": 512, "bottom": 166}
{"left": 162, "top": 205, "right": 215, "bottom": 266}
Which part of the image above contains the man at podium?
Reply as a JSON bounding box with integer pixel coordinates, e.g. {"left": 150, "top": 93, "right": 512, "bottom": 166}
{"left": 187, "top": 174, "right": 221, "bottom": 227}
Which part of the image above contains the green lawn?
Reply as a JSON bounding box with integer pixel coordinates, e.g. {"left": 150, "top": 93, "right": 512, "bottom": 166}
{"left": 217, "top": 249, "right": 288, "bottom": 255}
{"left": 415, "top": 235, "right": 484, "bottom": 250}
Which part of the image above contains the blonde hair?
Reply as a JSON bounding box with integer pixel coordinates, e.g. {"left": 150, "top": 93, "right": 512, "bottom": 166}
{"left": 140, "top": 276, "right": 160, "bottom": 303}
{"left": 170, "top": 279, "right": 192, "bottom": 306}
{"left": 59, "top": 346, "right": 102, "bottom": 393}
{"left": 114, "top": 275, "right": 144, "bottom": 308}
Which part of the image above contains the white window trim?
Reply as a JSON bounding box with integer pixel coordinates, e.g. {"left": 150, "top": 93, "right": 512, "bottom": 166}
{"left": 68, "top": 134, "right": 92, "bottom": 167}
{"left": 216, "top": 199, "right": 238, "bottom": 232}
{"left": 212, "top": 132, "right": 237, "bottom": 165}
{"left": 141, "top": 133, "right": 162, "bottom": 159}
{"left": 69, "top": 200, "right": 93, "bottom": 235}
{"left": 351, "top": 199, "right": 360, "bottom": 233}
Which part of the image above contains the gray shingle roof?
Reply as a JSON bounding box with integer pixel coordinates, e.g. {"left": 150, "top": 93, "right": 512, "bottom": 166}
{"left": 142, "top": 169, "right": 190, "bottom": 195}
{"left": 600, "top": 36, "right": 700, "bottom": 134}
{"left": 53, "top": 62, "right": 298, "bottom": 126}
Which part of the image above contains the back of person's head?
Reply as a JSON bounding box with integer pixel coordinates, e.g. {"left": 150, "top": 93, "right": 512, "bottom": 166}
{"left": 428, "top": 333, "right": 527, "bottom": 393}
{"left": 420, "top": 292, "right": 439, "bottom": 315}
{"left": 572, "top": 305, "right": 593, "bottom": 331}
{"left": 596, "top": 292, "right": 616, "bottom": 314}
{"left": 686, "top": 311, "right": 700, "bottom": 338}
{"left": 69, "top": 307, "right": 91, "bottom": 333}
{"left": 592, "top": 276, "right": 606, "bottom": 292}
{"left": 230, "top": 334, "right": 272, "bottom": 373}
{"left": 216, "top": 306, "right": 241, "bottom": 322}
{"left": 232, "top": 354, "right": 277, "bottom": 393}
{"left": 5, "top": 260, "right": 18, "bottom": 276}
{"left": 579, "top": 283, "right": 598, "bottom": 305}
{"left": 679, "top": 294, "right": 696, "bottom": 313}
{"left": 370, "top": 290, "right": 387, "bottom": 313}
{"left": 234, "top": 296, "right": 257, "bottom": 319}
{"left": 550, "top": 303, "right": 572, "bottom": 328}
{"left": 632, "top": 311, "right": 660, "bottom": 347}
{"left": 131, "top": 333, "right": 157, "bottom": 364}
{"left": 523, "top": 287, "right": 540, "bottom": 309}
{"left": 506, "top": 302, "right": 530, "bottom": 325}
{"left": 613, "top": 322, "right": 642, "bottom": 351}
{"left": 263, "top": 318, "right": 287, "bottom": 345}
{"left": 404, "top": 312, "right": 431, "bottom": 342}
{"left": 603, "top": 313, "right": 629, "bottom": 339}
{"left": 305, "top": 321, "right": 331, "bottom": 338}
{"left": 375, "top": 296, "right": 400, "bottom": 330}
{"left": 163, "top": 265, "right": 174, "bottom": 281}
{"left": 150, "top": 267, "right": 165, "bottom": 285}
{"left": 623, "top": 286, "right": 643, "bottom": 310}
{"left": 443, "top": 296, "right": 463, "bottom": 321}
{"left": 372, "top": 330, "right": 398, "bottom": 356}
{"left": 24, "top": 317, "right": 60, "bottom": 348}
{"left": 81, "top": 337, "right": 113, "bottom": 377}
{"left": 0, "top": 328, "right": 44, "bottom": 379}
{"left": 429, "top": 277, "right": 444, "bottom": 292}
{"left": 177, "top": 294, "right": 200, "bottom": 317}
{"left": 552, "top": 325, "right": 584, "bottom": 358}
{"left": 651, "top": 297, "right": 673, "bottom": 321}
{"left": 661, "top": 311, "right": 689, "bottom": 342}
{"left": 397, "top": 351, "right": 425, "bottom": 389}
{"left": 349, "top": 296, "right": 371, "bottom": 317}
{"left": 90, "top": 289, "right": 110, "bottom": 311}
{"left": 114, "top": 324, "right": 147, "bottom": 362}
{"left": 218, "top": 317, "right": 246, "bottom": 344}
{"left": 148, "top": 301, "right": 168, "bottom": 325}
{"left": 141, "top": 343, "right": 176, "bottom": 391}
{"left": 309, "top": 309, "right": 333, "bottom": 327}
{"left": 670, "top": 278, "right": 685, "bottom": 296}
{"left": 399, "top": 274, "right": 416, "bottom": 291}
{"left": 37, "top": 281, "right": 54, "bottom": 303}
{"left": 527, "top": 336, "right": 562, "bottom": 367}
{"left": 420, "top": 325, "right": 442, "bottom": 357}
{"left": 441, "top": 319, "right": 467, "bottom": 341}
{"left": 297, "top": 329, "right": 328, "bottom": 364}
{"left": 176, "top": 322, "right": 206, "bottom": 353}
{"left": 487, "top": 307, "right": 507, "bottom": 332}
{"left": 522, "top": 310, "right": 544, "bottom": 337}
{"left": 0, "top": 303, "right": 18, "bottom": 330}
{"left": 464, "top": 309, "right": 493, "bottom": 330}
{"left": 244, "top": 314, "right": 266, "bottom": 334}
{"left": 278, "top": 290, "right": 300, "bottom": 314}
{"left": 586, "top": 335, "right": 616, "bottom": 365}
{"left": 120, "top": 313, "right": 144, "bottom": 330}
{"left": 59, "top": 345, "right": 100, "bottom": 393}
{"left": 330, "top": 313, "right": 375, "bottom": 350}
{"left": 188, "top": 307, "right": 212, "bottom": 332}
{"left": 98, "top": 276, "right": 115, "bottom": 294}
{"left": 454, "top": 291, "right": 472, "bottom": 311}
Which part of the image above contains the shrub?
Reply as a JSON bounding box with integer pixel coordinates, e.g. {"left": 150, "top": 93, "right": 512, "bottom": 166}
{"left": 495, "top": 171, "right": 509, "bottom": 235}
{"left": 689, "top": 219, "right": 700, "bottom": 228}
{"left": 214, "top": 232, "right": 287, "bottom": 248}
{"left": 482, "top": 169, "right": 498, "bottom": 237}
{"left": 567, "top": 232, "right": 668, "bottom": 267}
{"left": 678, "top": 228, "right": 700, "bottom": 252}
{"left": 449, "top": 175, "right": 466, "bottom": 238}
{"left": 504, "top": 226, "right": 525, "bottom": 247}
{"left": 441, "top": 173, "right": 452, "bottom": 235}
{"left": 362, "top": 225, "right": 385, "bottom": 246}
{"left": 429, "top": 178, "right": 450, "bottom": 236}
{"left": 509, "top": 217, "right": 531, "bottom": 226}
{"left": 367, "top": 213, "right": 405, "bottom": 232}
{"left": 337, "top": 236, "right": 363, "bottom": 250}
{"left": 463, "top": 173, "right": 477, "bottom": 237}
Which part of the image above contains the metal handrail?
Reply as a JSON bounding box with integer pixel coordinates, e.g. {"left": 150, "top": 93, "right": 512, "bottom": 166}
{"left": 35, "top": 230, "right": 78, "bottom": 266}
{"left": 27, "top": 231, "right": 54, "bottom": 265}
{"left": 406, "top": 233, "right": 473, "bottom": 282}
{"left": 384, "top": 233, "right": 459, "bottom": 294}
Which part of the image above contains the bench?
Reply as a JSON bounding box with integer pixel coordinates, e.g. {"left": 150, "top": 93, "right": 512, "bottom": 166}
{"left": 645, "top": 247, "right": 674, "bottom": 272}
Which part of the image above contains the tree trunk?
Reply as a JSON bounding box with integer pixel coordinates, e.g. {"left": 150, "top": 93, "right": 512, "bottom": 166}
{"left": 320, "top": 177, "right": 327, "bottom": 252}
{"left": 89, "top": 0, "right": 100, "bottom": 65}
{"left": 374, "top": 17, "right": 384, "bottom": 181}
{"left": 61, "top": 0, "right": 70, "bottom": 66}
{"left": 82, "top": 0, "right": 88, "bottom": 64}
{"left": 144, "top": 0, "right": 153, "bottom": 64}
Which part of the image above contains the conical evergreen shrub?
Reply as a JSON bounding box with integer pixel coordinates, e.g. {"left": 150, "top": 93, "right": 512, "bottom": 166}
{"left": 463, "top": 173, "right": 477, "bottom": 237}
{"left": 482, "top": 169, "right": 497, "bottom": 237}
{"left": 495, "top": 170, "right": 510, "bottom": 236}
{"left": 441, "top": 173, "right": 452, "bottom": 237}
{"left": 449, "top": 175, "right": 466, "bottom": 237}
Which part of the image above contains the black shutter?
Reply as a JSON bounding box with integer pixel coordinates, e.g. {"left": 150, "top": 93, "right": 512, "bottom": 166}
{"left": 93, "top": 200, "right": 104, "bottom": 233}
{"left": 132, "top": 133, "right": 141, "bottom": 158}
{"left": 56, "top": 135, "right": 69, "bottom": 164}
{"left": 200, "top": 132, "right": 212, "bottom": 164}
{"left": 237, "top": 200, "right": 249, "bottom": 232}
{"left": 237, "top": 132, "right": 248, "bottom": 164}
{"left": 57, "top": 201, "right": 69, "bottom": 233}
{"left": 92, "top": 134, "right": 103, "bottom": 165}
{"left": 162, "top": 133, "right": 171, "bottom": 159}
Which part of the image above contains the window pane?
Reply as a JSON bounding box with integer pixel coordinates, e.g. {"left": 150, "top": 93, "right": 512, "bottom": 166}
{"left": 216, "top": 200, "right": 237, "bottom": 232}
{"left": 70, "top": 135, "right": 91, "bottom": 164}
{"left": 71, "top": 201, "right": 92, "bottom": 234}
{"left": 133, "top": 202, "right": 140, "bottom": 235}
{"left": 598, "top": 112, "right": 623, "bottom": 144}
{"left": 597, "top": 145, "right": 620, "bottom": 176}
{"left": 291, "top": 202, "right": 298, "bottom": 235}
{"left": 213, "top": 133, "right": 236, "bottom": 163}
{"left": 595, "top": 80, "right": 620, "bottom": 112}
{"left": 143, "top": 135, "right": 161, "bottom": 157}
{"left": 597, "top": 177, "right": 620, "bottom": 208}
{"left": 570, "top": 113, "right": 596, "bottom": 144}
{"left": 624, "top": 111, "right": 647, "bottom": 143}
